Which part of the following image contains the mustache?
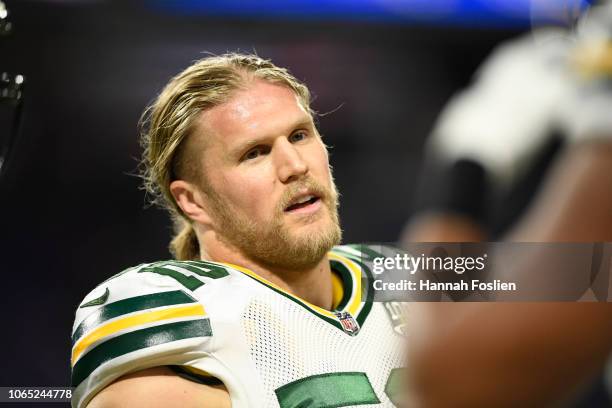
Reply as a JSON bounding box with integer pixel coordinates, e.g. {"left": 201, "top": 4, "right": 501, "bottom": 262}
{"left": 277, "top": 177, "right": 331, "bottom": 212}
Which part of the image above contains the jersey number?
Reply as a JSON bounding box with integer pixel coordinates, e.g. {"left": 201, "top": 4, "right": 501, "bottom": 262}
{"left": 139, "top": 261, "right": 229, "bottom": 291}
{"left": 275, "top": 369, "right": 403, "bottom": 407}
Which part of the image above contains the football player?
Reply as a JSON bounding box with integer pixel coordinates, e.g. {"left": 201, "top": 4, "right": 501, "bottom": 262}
{"left": 71, "top": 54, "right": 407, "bottom": 407}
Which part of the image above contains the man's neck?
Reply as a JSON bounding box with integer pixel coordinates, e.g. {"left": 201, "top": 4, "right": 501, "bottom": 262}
{"left": 199, "top": 233, "right": 334, "bottom": 310}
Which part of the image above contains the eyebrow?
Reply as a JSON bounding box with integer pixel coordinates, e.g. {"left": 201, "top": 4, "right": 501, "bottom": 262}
{"left": 231, "top": 118, "right": 314, "bottom": 158}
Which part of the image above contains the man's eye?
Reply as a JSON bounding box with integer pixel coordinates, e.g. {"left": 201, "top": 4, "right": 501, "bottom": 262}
{"left": 244, "top": 148, "right": 262, "bottom": 161}
{"left": 243, "top": 146, "right": 271, "bottom": 161}
{"left": 289, "top": 132, "right": 307, "bottom": 143}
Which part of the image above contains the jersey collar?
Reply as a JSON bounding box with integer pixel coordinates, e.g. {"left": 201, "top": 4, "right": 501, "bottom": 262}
{"left": 221, "top": 249, "right": 374, "bottom": 335}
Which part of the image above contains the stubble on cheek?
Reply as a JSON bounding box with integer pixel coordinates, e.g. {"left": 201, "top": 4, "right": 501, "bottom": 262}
{"left": 206, "top": 174, "right": 342, "bottom": 270}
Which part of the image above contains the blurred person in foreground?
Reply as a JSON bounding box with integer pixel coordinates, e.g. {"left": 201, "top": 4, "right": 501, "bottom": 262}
{"left": 403, "top": 3, "right": 612, "bottom": 407}
{"left": 70, "top": 55, "right": 407, "bottom": 408}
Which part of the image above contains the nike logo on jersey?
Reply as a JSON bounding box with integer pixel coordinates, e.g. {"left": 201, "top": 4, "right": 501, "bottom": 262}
{"left": 79, "top": 287, "right": 109, "bottom": 308}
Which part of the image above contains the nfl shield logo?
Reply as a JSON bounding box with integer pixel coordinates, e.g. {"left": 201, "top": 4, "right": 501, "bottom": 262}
{"left": 335, "top": 311, "right": 360, "bottom": 336}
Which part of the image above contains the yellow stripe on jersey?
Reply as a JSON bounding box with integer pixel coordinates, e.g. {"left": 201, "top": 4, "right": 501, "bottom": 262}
{"left": 71, "top": 303, "right": 206, "bottom": 365}
{"left": 328, "top": 252, "right": 362, "bottom": 316}
{"left": 183, "top": 365, "right": 215, "bottom": 378}
{"left": 331, "top": 272, "right": 344, "bottom": 310}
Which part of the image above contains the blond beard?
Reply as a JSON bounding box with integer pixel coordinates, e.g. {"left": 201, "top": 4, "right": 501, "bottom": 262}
{"left": 204, "top": 175, "right": 342, "bottom": 270}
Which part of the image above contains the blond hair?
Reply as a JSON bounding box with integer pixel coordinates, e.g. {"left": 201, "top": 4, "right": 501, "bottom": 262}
{"left": 139, "top": 53, "right": 313, "bottom": 260}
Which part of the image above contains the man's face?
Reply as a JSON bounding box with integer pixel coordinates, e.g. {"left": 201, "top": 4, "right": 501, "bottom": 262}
{"left": 192, "top": 80, "right": 341, "bottom": 269}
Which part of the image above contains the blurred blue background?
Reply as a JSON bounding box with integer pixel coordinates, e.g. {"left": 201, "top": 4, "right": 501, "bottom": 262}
{"left": 153, "top": 0, "right": 591, "bottom": 27}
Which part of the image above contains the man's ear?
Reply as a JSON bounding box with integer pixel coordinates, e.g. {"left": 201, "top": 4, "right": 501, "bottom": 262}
{"left": 170, "top": 180, "right": 213, "bottom": 226}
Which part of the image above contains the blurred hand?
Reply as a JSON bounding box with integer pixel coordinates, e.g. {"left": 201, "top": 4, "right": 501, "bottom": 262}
{"left": 429, "top": 29, "right": 573, "bottom": 188}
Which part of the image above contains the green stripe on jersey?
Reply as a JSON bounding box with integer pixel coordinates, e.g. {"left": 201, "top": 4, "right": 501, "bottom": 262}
{"left": 71, "top": 318, "right": 212, "bottom": 387}
{"left": 351, "top": 257, "right": 374, "bottom": 328}
{"left": 275, "top": 372, "right": 380, "bottom": 408}
{"left": 72, "top": 290, "right": 196, "bottom": 344}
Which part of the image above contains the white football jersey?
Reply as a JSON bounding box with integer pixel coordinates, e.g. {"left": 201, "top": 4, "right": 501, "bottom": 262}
{"left": 71, "top": 244, "right": 407, "bottom": 407}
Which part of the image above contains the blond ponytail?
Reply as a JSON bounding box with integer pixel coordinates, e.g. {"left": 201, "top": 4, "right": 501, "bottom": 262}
{"left": 170, "top": 219, "right": 200, "bottom": 260}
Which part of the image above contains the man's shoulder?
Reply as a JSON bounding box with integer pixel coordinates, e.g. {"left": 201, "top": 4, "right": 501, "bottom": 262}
{"left": 70, "top": 260, "right": 239, "bottom": 407}
{"left": 79, "top": 259, "right": 240, "bottom": 298}
{"left": 73, "top": 259, "right": 246, "bottom": 323}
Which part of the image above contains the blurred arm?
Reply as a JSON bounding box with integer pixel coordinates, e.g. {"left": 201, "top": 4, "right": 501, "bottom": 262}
{"left": 86, "top": 366, "right": 231, "bottom": 408}
{"left": 407, "top": 141, "right": 612, "bottom": 407}
{"left": 408, "top": 303, "right": 612, "bottom": 408}
{"left": 404, "top": 6, "right": 612, "bottom": 403}
{"left": 508, "top": 141, "right": 612, "bottom": 241}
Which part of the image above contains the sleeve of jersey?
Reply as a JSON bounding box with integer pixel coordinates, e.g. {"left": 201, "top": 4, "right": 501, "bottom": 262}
{"left": 70, "top": 265, "right": 214, "bottom": 408}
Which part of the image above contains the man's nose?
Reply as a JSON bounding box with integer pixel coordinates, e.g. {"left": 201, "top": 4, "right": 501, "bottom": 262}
{"left": 274, "top": 139, "right": 308, "bottom": 183}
